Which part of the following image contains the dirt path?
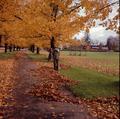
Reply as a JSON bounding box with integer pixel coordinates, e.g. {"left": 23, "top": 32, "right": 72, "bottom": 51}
{"left": 0, "top": 51, "right": 95, "bottom": 119}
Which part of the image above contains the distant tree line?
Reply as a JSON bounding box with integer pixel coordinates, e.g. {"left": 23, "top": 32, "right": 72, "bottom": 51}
{"left": 107, "top": 36, "right": 119, "bottom": 51}
{"left": 62, "top": 35, "right": 119, "bottom": 52}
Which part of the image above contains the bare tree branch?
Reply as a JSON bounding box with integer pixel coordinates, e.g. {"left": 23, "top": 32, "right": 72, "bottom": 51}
{"left": 68, "top": 4, "right": 81, "bottom": 14}
{"left": 96, "top": 1, "right": 119, "bottom": 13}
{"left": 64, "top": 1, "right": 119, "bottom": 16}
{"left": 14, "top": 15, "right": 23, "bottom": 21}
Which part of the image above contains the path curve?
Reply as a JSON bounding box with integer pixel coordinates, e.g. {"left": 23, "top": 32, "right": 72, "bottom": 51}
{"left": 0, "top": 51, "right": 96, "bottom": 119}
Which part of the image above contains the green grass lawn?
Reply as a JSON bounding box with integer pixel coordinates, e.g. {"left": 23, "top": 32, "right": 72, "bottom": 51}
{"left": 61, "top": 51, "right": 119, "bottom": 60}
{"left": 27, "top": 52, "right": 48, "bottom": 62}
{"left": 0, "top": 52, "right": 16, "bottom": 59}
{"left": 61, "top": 67, "right": 119, "bottom": 99}
{"left": 87, "top": 51, "right": 118, "bottom": 59}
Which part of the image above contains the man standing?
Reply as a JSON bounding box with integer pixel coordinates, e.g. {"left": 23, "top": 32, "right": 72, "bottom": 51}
{"left": 53, "top": 48, "right": 60, "bottom": 71}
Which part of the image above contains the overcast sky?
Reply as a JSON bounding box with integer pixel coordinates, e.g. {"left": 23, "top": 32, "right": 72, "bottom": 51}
{"left": 75, "top": 0, "right": 119, "bottom": 45}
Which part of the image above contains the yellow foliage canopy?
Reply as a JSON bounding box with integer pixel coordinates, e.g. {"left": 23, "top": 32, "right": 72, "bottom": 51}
{"left": 0, "top": 0, "right": 119, "bottom": 48}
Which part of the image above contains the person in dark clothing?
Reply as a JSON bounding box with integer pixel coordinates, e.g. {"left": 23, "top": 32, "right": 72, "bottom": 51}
{"left": 53, "top": 48, "right": 60, "bottom": 70}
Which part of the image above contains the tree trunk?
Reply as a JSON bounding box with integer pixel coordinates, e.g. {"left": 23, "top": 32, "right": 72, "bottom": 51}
{"left": 50, "top": 4, "right": 59, "bottom": 70}
{"left": 48, "top": 48, "right": 53, "bottom": 61}
{"left": 49, "top": 36, "right": 60, "bottom": 71}
{"left": 0, "top": 35, "right": 2, "bottom": 47}
{"left": 48, "top": 36, "right": 55, "bottom": 61}
{"left": 51, "top": 36, "right": 55, "bottom": 49}
{"left": 31, "top": 45, "right": 35, "bottom": 53}
{"left": 5, "top": 43, "right": 8, "bottom": 53}
{"left": 16, "top": 46, "right": 19, "bottom": 51}
{"left": 29, "top": 45, "right": 32, "bottom": 52}
{"left": 9, "top": 45, "right": 12, "bottom": 52}
{"left": 13, "top": 45, "right": 16, "bottom": 51}
{"left": 36, "top": 47, "right": 40, "bottom": 54}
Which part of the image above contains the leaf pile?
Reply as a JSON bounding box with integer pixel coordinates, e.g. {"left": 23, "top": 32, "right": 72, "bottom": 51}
{"left": 29, "top": 66, "right": 79, "bottom": 103}
{"left": 29, "top": 66, "right": 119, "bottom": 119}
{"left": 83, "top": 96, "right": 119, "bottom": 119}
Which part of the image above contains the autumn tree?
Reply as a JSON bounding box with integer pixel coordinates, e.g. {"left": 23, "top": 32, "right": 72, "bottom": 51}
{"left": 0, "top": 0, "right": 119, "bottom": 69}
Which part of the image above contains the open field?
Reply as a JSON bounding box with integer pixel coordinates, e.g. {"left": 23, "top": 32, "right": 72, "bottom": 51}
{"left": 26, "top": 51, "right": 119, "bottom": 99}
{"left": 60, "top": 51, "right": 119, "bottom": 98}
{"left": 60, "top": 51, "right": 119, "bottom": 76}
